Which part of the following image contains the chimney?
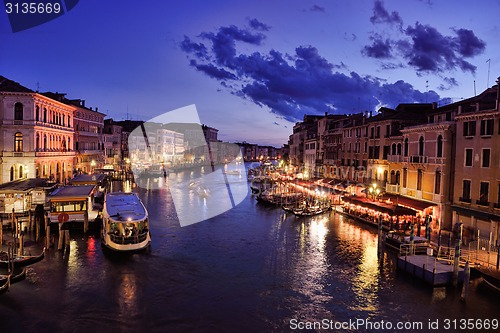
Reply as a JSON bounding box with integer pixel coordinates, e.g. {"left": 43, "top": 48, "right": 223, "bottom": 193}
{"left": 82, "top": 100, "right": 85, "bottom": 107}
{"left": 96, "top": 107, "right": 98, "bottom": 112}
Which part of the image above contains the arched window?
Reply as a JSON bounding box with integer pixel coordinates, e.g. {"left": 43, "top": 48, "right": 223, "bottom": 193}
{"left": 14, "top": 102, "right": 23, "bottom": 120}
{"left": 43, "top": 134, "right": 47, "bottom": 150}
{"left": 390, "top": 170, "right": 396, "bottom": 184}
{"left": 43, "top": 108, "right": 47, "bottom": 122}
{"left": 404, "top": 138, "right": 409, "bottom": 157}
{"left": 36, "top": 133, "right": 40, "bottom": 150}
{"left": 391, "top": 143, "right": 396, "bottom": 155}
{"left": 35, "top": 106, "right": 40, "bottom": 121}
{"left": 436, "top": 135, "right": 443, "bottom": 157}
{"left": 397, "top": 143, "right": 402, "bottom": 156}
{"left": 19, "top": 165, "right": 24, "bottom": 178}
{"left": 10, "top": 166, "right": 14, "bottom": 181}
{"left": 395, "top": 170, "right": 400, "bottom": 185}
{"left": 14, "top": 132, "right": 23, "bottom": 152}
{"left": 418, "top": 136, "right": 424, "bottom": 156}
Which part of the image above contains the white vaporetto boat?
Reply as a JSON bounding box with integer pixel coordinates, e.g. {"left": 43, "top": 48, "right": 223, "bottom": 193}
{"left": 101, "top": 192, "right": 151, "bottom": 251}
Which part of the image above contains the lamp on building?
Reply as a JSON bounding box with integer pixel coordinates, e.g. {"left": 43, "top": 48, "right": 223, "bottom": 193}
{"left": 369, "top": 183, "right": 380, "bottom": 201}
{"left": 91, "top": 160, "right": 96, "bottom": 173}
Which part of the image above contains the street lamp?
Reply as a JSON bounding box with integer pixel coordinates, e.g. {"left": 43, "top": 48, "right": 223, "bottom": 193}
{"left": 369, "top": 183, "right": 380, "bottom": 201}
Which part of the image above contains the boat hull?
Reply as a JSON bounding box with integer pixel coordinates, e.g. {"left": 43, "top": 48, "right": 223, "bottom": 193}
{"left": 0, "top": 248, "right": 45, "bottom": 269}
{"left": 101, "top": 233, "right": 151, "bottom": 252}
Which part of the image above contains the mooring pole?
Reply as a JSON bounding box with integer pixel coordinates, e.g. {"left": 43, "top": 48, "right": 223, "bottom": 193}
{"left": 460, "top": 261, "right": 470, "bottom": 302}
{"left": 453, "top": 223, "right": 463, "bottom": 287}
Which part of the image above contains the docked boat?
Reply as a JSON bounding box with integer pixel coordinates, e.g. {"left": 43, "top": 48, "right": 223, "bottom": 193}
{"left": 292, "top": 204, "right": 331, "bottom": 217}
{"left": 383, "top": 231, "right": 429, "bottom": 254}
{"left": 0, "top": 248, "right": 45, "bottom": 270}
{"left": 101, "top": 192, "right": 151, "bottom": 252}
{"left": 476, "top": 266, "right": 500, "bottom": 293}
{"left": 0, "top": 268, "right": 27, "bottom": 295}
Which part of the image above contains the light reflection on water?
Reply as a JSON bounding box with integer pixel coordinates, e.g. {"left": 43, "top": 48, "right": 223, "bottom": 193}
{"left": 1, "top": 169, "right": 499, "bottom": 333}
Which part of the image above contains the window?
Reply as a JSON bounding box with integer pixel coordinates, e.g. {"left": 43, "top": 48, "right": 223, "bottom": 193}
{"left": 497, "top": 182, "right": 500, "bottom": 208}
{"left": 376, "top": 126, "right": 381, "bottom": 138}
{"left": 418, "top": 136, "right": 425, "bottom": 156}
{"left": 417, "top": 169, "right": 423, "bottom": 191}
{"left": 397, "top": 143, "right": 402, "bottom": 155}
{"left": 465, "top": 148, "right": 473, "bottom": 167}
{"left": 463, "top": 121, "right": 476, "bottom": 136}
{"left": 436, "top": 135, "right": 443, "bottom": 157}
{"left": 482, "top": 149, "right": 491, "bottom": 168}
{"left": 461, "top": 180, "right": 471, "bottom": 202}
{"left": 383, "top": 146, "right": 389, "bottom": 160}
{"left": 364, "top": 141, "right": 367, "bottom": 153}
{"left": 43, "top": 108, "right": 47, "bottom": 122}
{"left": 391, "top": 143, "right": 396, "bottom": 155}
{"left": 402, "top": 168, "right": 407, "bottom": 188}
{"left": 404, "top": 138, "right": 409, "bottom": 157}
{"left": 446, "top": 112, "right": 452, "bottom": 121}
{"left": 35, "top": 106, "right": 39, "bottom": 121}
{"left": 14, "top": 132, "right": 23, "bottom": 152}
{"left": 429, "top": 115, "right": 434, "bottom": 123}
{"left": 385, "top": 124, "right": 390, "bottom": 137}
{"left": 434, "top": 171, "right": 441, "bottom": 194}
{"left": 479, "top": 182, "right": 489, "bottom": 205}
{"left": 370, "top": 127, "right": 374, "bottom": 139}
{"left": 14, "top": 102, "right": 23, "bottom": 120}
{"left": 395, "top": 170, "right": 400, "bottom": 185}
{"left": 480, "top": 119, "right": 494, "bottom": 136}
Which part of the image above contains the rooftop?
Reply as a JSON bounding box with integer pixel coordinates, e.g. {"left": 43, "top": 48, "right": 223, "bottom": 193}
{"left": 0, "top": 178, "right": 55, "bottom": 192}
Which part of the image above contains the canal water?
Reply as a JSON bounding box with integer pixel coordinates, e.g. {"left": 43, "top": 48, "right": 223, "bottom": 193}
{"left": 0, "top": 165, "right": 498, "bottom": 333}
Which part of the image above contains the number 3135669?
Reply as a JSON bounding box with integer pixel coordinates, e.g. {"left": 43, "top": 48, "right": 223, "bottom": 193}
{"left": 5, "top": 2, "right": 62, "bottom": 14}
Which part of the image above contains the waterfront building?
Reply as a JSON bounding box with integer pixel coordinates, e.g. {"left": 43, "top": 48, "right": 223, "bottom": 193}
{"left": 451, "top": 79, "right": 500, "bottom": 243}
{"left": 0, "top": 76, "right": 75, "bottom": 183}
{"left": 43, "top": 93, "right": 105, "bottom": 174}
{"left": 399, "top": 104, "right": 455, "bottom": 229}
{"left": 103, "top": 119, "right": 123, "bottom": 167}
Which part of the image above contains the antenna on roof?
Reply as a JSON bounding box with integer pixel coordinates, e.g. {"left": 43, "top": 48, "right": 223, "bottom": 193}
{"left": 474, "top": 80, "right": 476, "bottom": 96}
{"left": 36, "top": 81, "right": 40, "bottom": 92}
{"left": 425, "top": 80, "right": 429, "bottom": 103}
{"left": 487, "top": 58, "right": 491, "bottom": 88}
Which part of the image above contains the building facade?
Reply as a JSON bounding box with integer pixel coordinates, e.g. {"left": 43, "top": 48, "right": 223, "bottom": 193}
{"left": 0, "top": 76, "right": 75, "bottom": 183}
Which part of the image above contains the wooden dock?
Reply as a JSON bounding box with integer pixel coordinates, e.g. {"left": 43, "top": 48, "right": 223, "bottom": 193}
{"left": 397, "top": 254, "right": 465, "bottom": 286}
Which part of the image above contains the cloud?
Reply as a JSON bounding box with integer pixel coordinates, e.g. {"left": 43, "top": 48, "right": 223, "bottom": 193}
{"left": 310, "top": 4, "right": 326, "bottom": 12}
{"left": 402, "top": 22, "right": 485, "bottom": 73}
{"left": 248, "top": 18, "right": 270, "bottom": 31}
{"left": 370, "top": 0, "right": 403, "bottom": 27}
{"left": 362, "top": 34, "right": 392, "bottom": 59}
{"left": 437, "top": 77, "right": 459, "bottom": 91}
{"left": 181, "top": 22, "right": 443, "bottom": 122}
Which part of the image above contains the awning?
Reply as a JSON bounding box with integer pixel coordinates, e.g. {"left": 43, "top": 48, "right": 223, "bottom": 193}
{"left": 342, "top": 195, "right": 415, "bottom": 216}
{"left": 381, "top": 194, "right": 436, "bottom": 212}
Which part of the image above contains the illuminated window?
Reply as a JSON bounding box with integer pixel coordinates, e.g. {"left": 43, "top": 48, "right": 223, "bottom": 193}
{"left": 14, "top": 132, "right": 23, "bottom": 152}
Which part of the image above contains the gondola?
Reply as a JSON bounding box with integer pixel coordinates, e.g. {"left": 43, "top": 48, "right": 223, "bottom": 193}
{"left": 0, "top": 274, "right": 9, "bottom": 295}
{"left": 0, "top": 248, "right": 45, "bottom": 270}
{"left": 476, "top": 266, "right": 500, "bottom": 293}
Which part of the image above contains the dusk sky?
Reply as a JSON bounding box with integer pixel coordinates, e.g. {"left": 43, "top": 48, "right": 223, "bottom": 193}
{"left": 1, "top": 0, "right": 499, "bottom": 146}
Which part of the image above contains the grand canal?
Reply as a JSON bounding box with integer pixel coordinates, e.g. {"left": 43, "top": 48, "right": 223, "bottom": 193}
{"left": 0, "top": 165, "right": 498, "bottom": 333}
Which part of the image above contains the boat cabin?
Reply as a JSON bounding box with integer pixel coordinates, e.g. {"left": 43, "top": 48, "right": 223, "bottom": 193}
{"left": 46, "top": 185, "right": 100, "bottom": 224}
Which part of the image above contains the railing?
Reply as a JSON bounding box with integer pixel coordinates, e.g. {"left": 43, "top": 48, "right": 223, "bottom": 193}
{"left": 386, "top": 183, "right": 400, "bottom": 194}
{"left": 387, "top": 155, "right": 402, "bottom": 163}
{"left": 109, "top": 232, "right": 148, "bottom": 245}
{"left": 459, "top": 197, "right": 471, "bottom": 203}
{"left": 409, "top": 155, "right": 428, "bottom": 163}
{"left": 427, "top": 157, "right": 445, "bottom": 164}
{"left": 476, "top": 200, "right": 490, "bottom": 207}
{"left": 399, "top": 243, "right": 430, "bottom": 256}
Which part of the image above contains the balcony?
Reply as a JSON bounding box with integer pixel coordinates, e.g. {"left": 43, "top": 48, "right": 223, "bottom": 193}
{"left": 427, "top": 157, "right": 445, "bottom": 165}
{"left": 459, "top": 197, "right": 472, "bottom": 203}
{"left": 409, "top": 155, "right": 428, "bottom": 164}
{"left": 35, "top": 149, "right": 75, "bottom": 157}
{"left": 476, "top": 200, "right": 490, "bottom": 207}
{"left": 387, "top": 155, "right": 402, "bottom": 163}
{"left": 386, "top": 183, "right": 400, "bottom": 194}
